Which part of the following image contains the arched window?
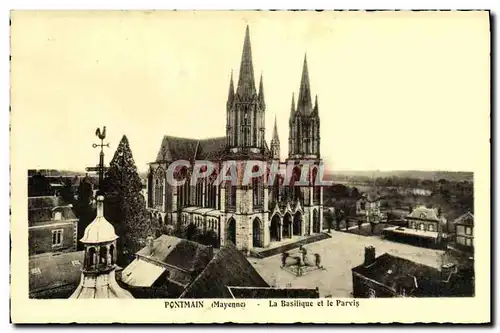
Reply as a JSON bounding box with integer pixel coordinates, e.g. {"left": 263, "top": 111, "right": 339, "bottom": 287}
{"left": 428, "top": 224, "right": 434, "bottom": 232}
{"left": 252, "top": 175, "right": 263, "bottom": 208}
{"left": 53, "top": 211, "right": 62, "bottom": 221}
{"left": 419, "top": 224, "right": 425, "bottom": 231}
{"left": 99, "top": 246, "right": 107, "bottom": 265}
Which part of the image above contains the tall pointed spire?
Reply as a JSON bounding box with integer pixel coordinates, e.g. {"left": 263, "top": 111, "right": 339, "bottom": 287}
{"left": 290, "top": 93, "right": 296, "bottom": 119}
{"left": 272, "top": 115, "right": 279, "bottom": 142}
{"left": 236, "top": 25, "right": 256, "bottom": 99}
{"left": 258, "top": 72, "right": 265, "bottom": 109}
{"left": 313, "top": 94, "right": 318, "bottom": 113}
{"left": 297, "top": 54, "right": 313, "bottom": 115}
{"left": 227, "top": 70, "right": 235, "bottom": 108}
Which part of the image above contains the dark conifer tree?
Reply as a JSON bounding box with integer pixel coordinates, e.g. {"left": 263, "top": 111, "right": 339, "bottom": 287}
{"left": 102, "top": 135, "right": 156, "bottom": 264}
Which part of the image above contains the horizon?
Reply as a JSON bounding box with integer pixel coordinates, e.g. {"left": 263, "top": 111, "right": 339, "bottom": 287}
{"left": 12, "top": 11, "right": 489, "bottom": 174}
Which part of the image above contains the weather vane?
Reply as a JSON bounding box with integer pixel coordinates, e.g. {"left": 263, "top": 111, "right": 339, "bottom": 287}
{"left": 86, "top": 126, "right": 110, "bottom": 194}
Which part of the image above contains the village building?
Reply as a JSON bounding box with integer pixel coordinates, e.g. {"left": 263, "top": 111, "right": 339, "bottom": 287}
{"left": 120, "top": 235, "right": 214, "bottom": 298}
{"left": 351, "top": 246, "right": 474, "bottom": 298}
{"left": 29, "top": 250, "right": 84, "bottom": 299}
{"left": 28, "top": 196, "right": 79, "bottom": 256}
{"left": 452, "top": 211, "right": 474, "bottom": 252}
{"left": 355, "top": 192, "right": 382, "bottom": 221}
{"left": 70, "top": 195, "right": 133, "bottom": 299}
{"left": 147, "top": 26, "right": 324, "bottom": 252}
{"left": 382, "top": 205, "right": 447, "bottom": 248}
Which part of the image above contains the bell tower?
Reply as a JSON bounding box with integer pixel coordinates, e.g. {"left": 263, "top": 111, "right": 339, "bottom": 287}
{"left": 226, "top": 25, "right": 266, "bottom": 155}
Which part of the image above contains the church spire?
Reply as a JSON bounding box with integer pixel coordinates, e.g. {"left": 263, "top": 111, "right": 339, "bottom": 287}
{"left": 258, "top": 72, "right": 265, "bottom": 109}
{"left": 236, "top": 25, "right": 256, "bottom": 99}
{"left": 297, "top": 54, "right": 313, "bottom": 115}
{"left": 227, "top": 70, "right": 235, "bottom": 108}
{"left": 272, "top": 115, "right": 279, "bottom": 142}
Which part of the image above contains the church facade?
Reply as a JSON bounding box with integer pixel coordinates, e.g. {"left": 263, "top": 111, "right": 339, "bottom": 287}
{"left": 147, "top": 26, "right": 324, "bottom": 252}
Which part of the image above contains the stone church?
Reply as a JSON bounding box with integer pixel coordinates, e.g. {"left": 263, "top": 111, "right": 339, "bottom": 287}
{"left": 147, "top": 26, "right": 323, "bottom": 252}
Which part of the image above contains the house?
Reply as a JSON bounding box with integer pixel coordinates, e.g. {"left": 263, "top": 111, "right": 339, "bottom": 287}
{"left": 351, "top": 246, "right": 474, "bottom": 298}
{"left": 29, "top": 251, "right": 84, "bottom": 299}
{"left": 453, "top": 212, "right": 474, "bottom": 252}
{"left": 355, "top": 192, "right": 382, "bottom": 220}
{"left": 180, "top": 242, "right": 271, "bottom": 298}
{"left": 382, "top": 206, "right": 447, "bottom": 248}
{"left": 28, "top": 196, "right": 79, "bottom": 256}
{"left": 120, "top": 235, "right": 214, "bottom": 298}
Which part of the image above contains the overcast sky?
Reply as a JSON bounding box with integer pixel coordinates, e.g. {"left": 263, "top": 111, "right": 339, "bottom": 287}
{"left": 11, "top": 11, "right": 489, "bottom": 173}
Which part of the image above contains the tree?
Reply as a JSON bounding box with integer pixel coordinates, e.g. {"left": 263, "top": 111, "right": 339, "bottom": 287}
{"left": 335, "top": 209, "right": 344, "bottom": 231}
{"left": 325, "top": 210, "right": 334, "bottom": 233}
{"left": 74, "top": 175, "right": 96, "bottom": 251}
{"left": 60, "top": 178, "right": 75, "bottom": 204}
{"left": 102, "top": 135, "right": 156, "bottom": 265}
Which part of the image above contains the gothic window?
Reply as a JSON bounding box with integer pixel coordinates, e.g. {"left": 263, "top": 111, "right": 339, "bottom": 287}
{"left": 154, "top": 172, "right": 165, "bottom": 208}
{"left": 196, "top": 181, "right": 203, "bottom": 207}
{"left": 252, "top": 176, "right": 263, "bottom": 208}
{"left": 226, "top": 184, "right": 236, "bottom": 209}
{"left": 428, "top": 224, "right": 434, "bottom": 232}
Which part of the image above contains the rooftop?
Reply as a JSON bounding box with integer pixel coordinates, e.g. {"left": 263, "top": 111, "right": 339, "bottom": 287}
{"left": 352, "top": 252, "right": 446, "bottom": 297}
{"left": 227, "top": 286, "right": 320, "bottom": 298}
{"left": 29, "top": 251, "right": 84, "bottom": 297}
{"left": 180, "top": 242, "right": 269, "bottom": 298}
{"left": 407, "top": 205, "right": 440, "bottom": 221}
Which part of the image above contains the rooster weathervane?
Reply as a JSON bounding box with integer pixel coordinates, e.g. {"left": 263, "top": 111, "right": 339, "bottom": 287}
{"left": 86, "top": 126, "right": 110, "bottom": 194}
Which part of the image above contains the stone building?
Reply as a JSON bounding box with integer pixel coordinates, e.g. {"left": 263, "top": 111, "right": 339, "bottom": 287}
{"left": 28, "top": 196, "right": 79, "bottom": 256}
{"left": 147, "top": 26, "right": 324, "bottom": 252}
{"left": 453, "top": 211, "right": 474, "bottom": 252}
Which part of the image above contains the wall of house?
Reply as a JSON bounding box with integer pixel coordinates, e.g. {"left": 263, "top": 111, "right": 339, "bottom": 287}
{"left": 28, "top": 221, "right": 77, "bottom": 256}
{"left": 456, "top": 224, "right": 474, "bottom": 247}
{"left": 407, "top": 219, "right": 439, "bottom": 232}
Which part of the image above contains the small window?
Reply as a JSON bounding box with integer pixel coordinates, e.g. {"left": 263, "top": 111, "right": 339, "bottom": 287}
{"left": 53, "top": 211, "right": 62, "bottom": 221}
{"left": 31, "top": 268, "right": 41, "bottom": 275}
{"left": 419, "top": 224, "right": 425, "bottom": 231}
{"left": 428, "top": 224, "right": 434, "bottom": 232}
{"left": 465, "top": 227, "right": 472, "bottom": 236}
{"left": 465, "top": 238, "right": 473, "bottom": 247}
{"left": 52, "top": 229, "right": 63, "bottom": 246}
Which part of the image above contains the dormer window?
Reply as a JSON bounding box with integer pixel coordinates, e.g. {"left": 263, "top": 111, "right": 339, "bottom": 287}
{"left": 54, "top": 211, "right": 62, "bottom": 221}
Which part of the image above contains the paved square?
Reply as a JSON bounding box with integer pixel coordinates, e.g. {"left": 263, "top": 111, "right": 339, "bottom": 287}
{"left": 249, "top": 231, "right": 445, "bottom": 297}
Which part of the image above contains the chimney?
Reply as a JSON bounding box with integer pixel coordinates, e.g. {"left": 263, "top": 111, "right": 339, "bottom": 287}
{"left": 96, "top": 195, "right": 105, "bottom": 217}
{"left": 147, "top": 236, "right": 155, "bottom": 254}
{"left": 441, "top": 263, "right": 456, "bottom": 282}
{"left": 364, "top": 246, "right": 376, "bottom": 266}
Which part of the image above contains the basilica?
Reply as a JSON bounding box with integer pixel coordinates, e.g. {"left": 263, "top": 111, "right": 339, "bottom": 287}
{"left": 147, "top": 26, "right": 324, "bottom": 252}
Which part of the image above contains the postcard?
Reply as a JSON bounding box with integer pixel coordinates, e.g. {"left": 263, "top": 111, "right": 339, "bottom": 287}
{"left": 10, "top": 10, "right": 491, "bottom": 324}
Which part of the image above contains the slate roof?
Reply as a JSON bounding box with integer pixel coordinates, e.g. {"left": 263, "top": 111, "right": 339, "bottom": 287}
{"left": 453, "top": 212, "right": 474, "bottom": 226}
{"left": 180, "top": 242, "right": 269, "bottom": 298}
{"left": 407, "top": 206, "right": 440, "bottom": 222}
{"left": 136, "top": 235, "right": 213, "bottom": 273}
{"left": 153, "top": 135, "right": 271, "bottom": 163}
{"left": 28, "top": 196, "right": 66, "bottom": 210}
{"left": 352, "top": 253, "right": 446, "bottom": 297}
{"left": 29, "top": 251, "right": 84, "bottom": 298}
{"left": 228, "top": 286, "right": 320, "bottom": 298}
{"left": 28, "top": 196, "right": 77, "bottom": 225}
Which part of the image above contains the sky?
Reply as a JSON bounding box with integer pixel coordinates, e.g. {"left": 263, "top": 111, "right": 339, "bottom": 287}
{"left": 10, "top": 11, "right": 490, "bottom": 173}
